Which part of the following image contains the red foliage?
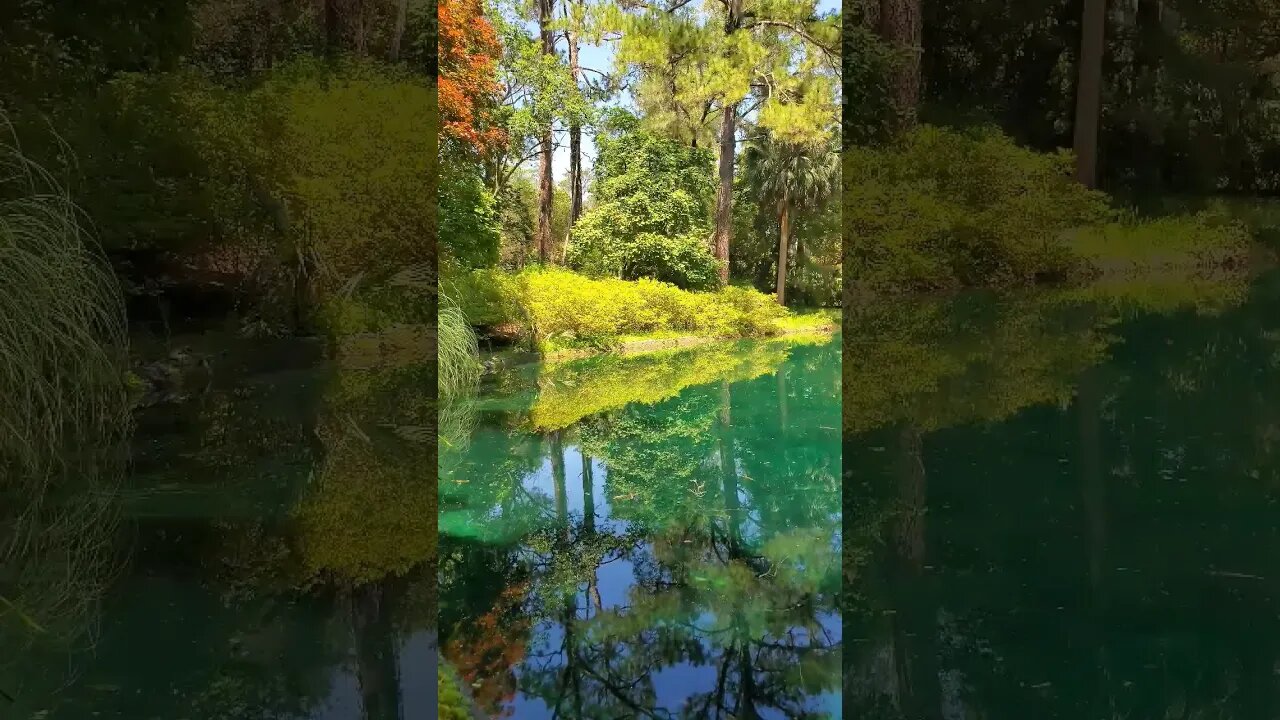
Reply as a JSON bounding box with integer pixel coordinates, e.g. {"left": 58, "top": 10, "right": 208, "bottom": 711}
{"left": 444, "top": 582, "right": 532, "bottom": 716}
{"left": 439, "top": 0, "right": 507, "bottom": 157}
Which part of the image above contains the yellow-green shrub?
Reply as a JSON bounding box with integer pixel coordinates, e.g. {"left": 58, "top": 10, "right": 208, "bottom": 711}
{"left": 254, "top": 60, "right": 436, "bottom": 289}
{"left": 844, "top": 125, "right": 1113, "bottom": 292}
{"left": 451, "top": 266, "right": 791, "bottom": 350}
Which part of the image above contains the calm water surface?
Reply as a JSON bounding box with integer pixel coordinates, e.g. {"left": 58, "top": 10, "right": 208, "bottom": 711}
{"left": 9, "top": 336, "right": 438, "bottom": 719}
{"left": 845, "top": 272, "right": 1280, "bottom": 718}
{"left": 439, "top": 334, "right": 843, "bottom": 718}
{"left": 12, "top": 269, "right": 1280, "bottom": 719}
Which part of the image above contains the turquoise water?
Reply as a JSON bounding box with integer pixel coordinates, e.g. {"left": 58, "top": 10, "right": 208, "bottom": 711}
{"left": 439, "top": 335, "right": 843, "bottom": 718}
{"left": 845, "top": 272, "right": 1280, "bottom": 718}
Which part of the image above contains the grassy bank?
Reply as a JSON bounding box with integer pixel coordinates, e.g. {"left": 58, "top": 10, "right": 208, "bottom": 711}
{"left": 844, "top": 126, "right": 1263, "bottom": 295}
{"left": 450, "top": 267, "right": 836, "bottom": 355}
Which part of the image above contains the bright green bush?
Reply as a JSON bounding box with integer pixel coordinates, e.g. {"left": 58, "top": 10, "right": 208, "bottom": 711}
{"left": 844, "top": 125, "right": 1114, "bottom": 292}
{"left": 452, "top": 267, "right": 789, "bottom": 350}
{"left": 440, "top": 161, "right": 500, "bottom": 268}
{"left": 254, "top": 60, "right": 436, "bottom": 290}
{"left": 566, "top": 118, "right": 720, "bottom": 290}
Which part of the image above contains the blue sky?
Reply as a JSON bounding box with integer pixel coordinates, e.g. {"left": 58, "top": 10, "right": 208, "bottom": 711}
{"left": 548, "top": 0, "right": 841, "bottom": 182}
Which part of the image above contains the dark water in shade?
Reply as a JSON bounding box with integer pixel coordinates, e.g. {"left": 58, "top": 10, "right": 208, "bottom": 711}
{"left": 5, "top": 336, "right": 439, "bottom": 720}
{"left": 844, "top": 272, "right": 1280, "bottom": 719}
{"left": 438, "top": 335, "right": 842, "bottom": 719}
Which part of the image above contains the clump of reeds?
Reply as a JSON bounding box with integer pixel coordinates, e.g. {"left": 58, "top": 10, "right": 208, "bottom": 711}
{"left": 0, "top": 114, "right": 129, "bottom": 675}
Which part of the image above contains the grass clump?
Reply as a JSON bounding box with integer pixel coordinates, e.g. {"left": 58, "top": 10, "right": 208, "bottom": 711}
{"left": 0, "top": 119, "right": 129, "bottom": 672}
{"left": 452, "top": 267, "right": 794, "bottom": 352}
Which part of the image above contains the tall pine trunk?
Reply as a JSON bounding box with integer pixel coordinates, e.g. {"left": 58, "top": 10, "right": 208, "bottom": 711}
{"left": 710, "top": 0, "right": 743, "bottom": 285}
{"left": 566, "top": 0, "right": 583, "bottom": 247}
{"left": 536, "top": 0, "right": 556, "bottom": 263}
{"left": 878, "top": 0, "right": 922, "bottom": 131}
{"left": 1074, "top": 0, "right": 1107, "bottom": 187}
{"left": 775, "top": 200, "right": 790, "bottom": 306}
{"left": 325, "top": 0, "right": 342, "bottom": 54}
{"left": 712, "top": 103, "right": 737, "bottom": 285}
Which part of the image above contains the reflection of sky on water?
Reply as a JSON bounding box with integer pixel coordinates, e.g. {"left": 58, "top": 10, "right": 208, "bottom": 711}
{"left": 501, "top": 440, "right": 842, "bottom": 717}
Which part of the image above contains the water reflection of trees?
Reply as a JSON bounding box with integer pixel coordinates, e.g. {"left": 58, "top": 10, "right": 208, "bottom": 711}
{"left": 13, "top": 341, "right": 442, "bottom": 719}
{"left": 439, "top": 338, "right": 842, "bottom": 718}
{"left": 844, "top": 275, "right": 1280, "bottom": 718}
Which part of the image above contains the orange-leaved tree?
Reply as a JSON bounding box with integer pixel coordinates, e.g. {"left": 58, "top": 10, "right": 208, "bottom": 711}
{"left": 439, "top": 0, "right": 507, "bottom": 157}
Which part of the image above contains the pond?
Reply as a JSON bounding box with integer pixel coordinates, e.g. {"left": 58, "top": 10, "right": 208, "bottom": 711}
{"left": 438, "top": 333, "right": 843, "bottom": 718}
{"left": 844, "top": 270, "right": 1280, "bottom": 718}
{"left": 9, "top": 268, "right": 1279, "bottom": 719}
{"left": 6, "top": 334, "right": 439, "bottom": 719}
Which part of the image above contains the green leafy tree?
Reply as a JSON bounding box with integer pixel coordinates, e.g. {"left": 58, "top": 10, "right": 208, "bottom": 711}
{"left": 566, "top": 114, "right": 722, "bottom": 289}
{"left": 608, "top": 0, "right": 840, "bottom": 282}
{"left": 743, "top": 133, "right": 839, "bottom": 305}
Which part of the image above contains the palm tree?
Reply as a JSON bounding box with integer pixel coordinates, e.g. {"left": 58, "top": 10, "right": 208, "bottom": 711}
{"left": 743, "top": 135, "right": 839, "bottom": 305}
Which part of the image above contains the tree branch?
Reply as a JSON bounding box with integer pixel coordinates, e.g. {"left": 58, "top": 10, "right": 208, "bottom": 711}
{"left": 746, "top": 19, "right": 838, "bottom": 61}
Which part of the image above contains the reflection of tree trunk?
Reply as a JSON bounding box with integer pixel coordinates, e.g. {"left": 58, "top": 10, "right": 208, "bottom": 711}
{"left": 777, "top": 368, "right": 788, "bottom": 434}
{"left": 581, "top": 452, "right": 602, "bottom": 612}
{"left": 1078, "top": 370, "right": 1105, "bottom": 597}
{"left": 559, "top": 596, "right": 584, "bottom": 720}
{"left": 551, "top": 431, "right": 568, "bottom": 537}
{"left": 1077, "top": 368, "right": 1109, "bottom": 711}
{"left": 581, "top": 453, "right": 595, "bottom": 533}
{"left": 737, "top": 630, "right": 759, "bottom": 719}
{"left": 352, "top": 580, "right": 402, "bottom": 720}
{"left": 889, "top": 424, "right": 941, "bottom": 719}
{"left": 719, "top": 383, "right": 741, "bottom": 550}
{"left": 896, "top": 426, "right": 926, "bottom": 566}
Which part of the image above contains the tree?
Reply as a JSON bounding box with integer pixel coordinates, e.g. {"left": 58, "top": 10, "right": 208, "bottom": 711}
{"left": 612, "top": 0, "right": 840, "bottom": 284}
{"left": 439, "top": 0, "right": 507, "bottom": 157}
{"left": 563, "top": 0, "right": 586, "bottom": 239}
{"left": 390, "top": 0, "right": 409, "bottom": 61}
{"left": 743, "top": 134, "right": 839, "bottom": 305}
{"left": 876, "top": 0, "right": 922, "bottom": 131}
{"left": 536, "top": 0, "right": 557, "bottom": 263}
{"left": 565, "top": 115, "right": 721, "bottom": 289}
{"left": 1074, "top": 0, "right": 1107, "bottom": 187}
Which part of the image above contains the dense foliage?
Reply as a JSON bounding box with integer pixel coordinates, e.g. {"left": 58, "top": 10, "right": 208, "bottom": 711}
{"left": 453, "top": 267, "right": 807, "bottom": 350}
{"left": 439, "top": 0, "right": 507, "bottom": 156}
{"left": 567, "top": 117, "right": 721, "bottom": 290}
{"left": 844, "top": 125, "right": 1113, "bottom": 292}
{"left": 919, "top": 0, "right": 1280, "bottom": 196}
